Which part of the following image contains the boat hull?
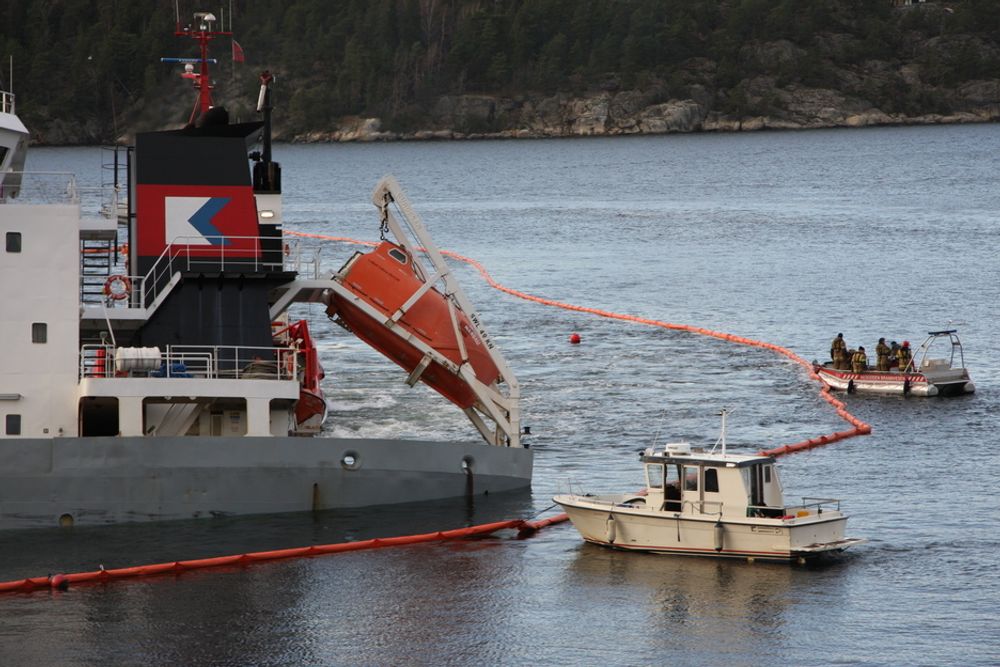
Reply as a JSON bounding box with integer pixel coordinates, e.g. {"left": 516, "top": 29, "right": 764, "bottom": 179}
{"left": 554, "top": 495, "right": 862, "bottom": 562}
{"left": 813, "top": 363, "right": 974, "bottom": 397}
{"left": 0, "top": 436, "right": 532, "bottom": 529}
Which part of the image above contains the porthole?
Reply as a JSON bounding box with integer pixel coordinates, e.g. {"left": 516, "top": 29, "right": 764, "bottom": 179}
{"left": 341, "top": 451, "right": 361, "bottom": 470}
{"left": 58, "top": 513, "right": 74, "bottom": 528}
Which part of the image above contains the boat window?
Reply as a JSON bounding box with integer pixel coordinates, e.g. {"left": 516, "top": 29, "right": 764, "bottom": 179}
{"left": 683, "top": 465, "right": 698, "bottom": 491}
{"left": 704, "top": 468, "right": 719, "bottom": 493}
{"left": 388, "top": 247, "right": 408, "bottom": 264}
{"left": 5, "top": 414, "right": 20, "bottom": 435}
{"left": 645, "top": 463, "right": 664, "bottom": 489}
{"left": 764, "top": 465, "right": 772, "bottom": 484}
{"left": 5, "top": 232, "right": 21, "bottom": 253}
{"left": 31, "top": 323, "right": 47, "bottom": 344}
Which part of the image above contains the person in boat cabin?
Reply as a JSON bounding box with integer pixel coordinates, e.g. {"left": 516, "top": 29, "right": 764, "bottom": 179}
{"left": 897, "top": 341, "right": 912, "bottom": 372}
{"left": 876, "top": 337, "right": 891, "bottom": 371}
{"left": 852, "top": 346, "right": 868, "bottom": 373}
{"left": 831, "top": 333, "right": 848, "bottom": 369}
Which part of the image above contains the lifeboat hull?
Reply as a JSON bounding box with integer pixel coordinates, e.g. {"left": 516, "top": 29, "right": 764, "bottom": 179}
{"left": 327, "top": 242, "right": 500, "bottom": 410}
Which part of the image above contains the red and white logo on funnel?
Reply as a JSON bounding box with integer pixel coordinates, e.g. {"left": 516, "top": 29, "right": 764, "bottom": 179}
{"left": 165, "top": 196, "right": 232, "bottom": 246}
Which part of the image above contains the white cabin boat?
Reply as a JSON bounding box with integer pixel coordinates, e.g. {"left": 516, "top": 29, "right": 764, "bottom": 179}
{"left": 555, "top": 431, "right": 864, "bottom": 563}
{"left": 814, "top": 330, "right": 975, "bottom": 396}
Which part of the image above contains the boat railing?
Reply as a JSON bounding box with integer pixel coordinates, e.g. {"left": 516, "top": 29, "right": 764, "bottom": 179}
{"left": 682, "top": 499, "right": 725, "bottom": 515}
{"left": 794, "top": 497, "right": 841, "bottom": 514}
{"left": 1, "top": 90, "right": 13, "bottom": 114}
{"left": 79, "top": 344, "right": 298, "bottom": 381}
{"left": 1, "top": 171, "right": 78, "bottom": 204}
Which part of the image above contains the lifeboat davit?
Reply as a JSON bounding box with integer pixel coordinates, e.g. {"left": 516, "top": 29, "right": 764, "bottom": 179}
{"left": 325, "top": 241, "right": 500, "bottom": 409}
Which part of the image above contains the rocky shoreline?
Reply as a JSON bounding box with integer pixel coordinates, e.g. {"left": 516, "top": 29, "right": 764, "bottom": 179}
{"left": 287, "top": 84, "right": 1000, "bottom": 143}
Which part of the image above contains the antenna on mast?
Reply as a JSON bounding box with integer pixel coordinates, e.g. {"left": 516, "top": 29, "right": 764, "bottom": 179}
{"left": 710, "top": 408, "right": 733, "bottom": 455}
{"left": 162, "top": 9, "right": 232, "bottom": 126}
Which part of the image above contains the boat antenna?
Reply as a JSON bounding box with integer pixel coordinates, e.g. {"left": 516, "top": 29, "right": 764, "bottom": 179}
{"left": 649, "top": 404, "right": 671, "bottom": 451}
{"left": 710, "top": 408, "right": 733, "bottom": 455}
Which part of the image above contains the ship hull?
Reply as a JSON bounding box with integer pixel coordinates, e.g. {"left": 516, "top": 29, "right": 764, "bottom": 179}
{"left": 0, "top": 436, "right": 532, "bottom": 529}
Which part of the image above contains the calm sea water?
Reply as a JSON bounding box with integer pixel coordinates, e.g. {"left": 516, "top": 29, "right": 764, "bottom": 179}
{"left": 2, "top": 125, "right": 999, "bottom": 666}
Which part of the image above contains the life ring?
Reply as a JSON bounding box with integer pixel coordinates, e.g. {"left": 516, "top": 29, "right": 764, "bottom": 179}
{"left": 103, "top": 274, "right": 131, "bottom": 300}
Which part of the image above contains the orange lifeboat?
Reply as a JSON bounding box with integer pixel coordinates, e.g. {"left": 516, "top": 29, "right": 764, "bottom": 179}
{"left": 325, "top": 241, "right": 500, "bottom": 409}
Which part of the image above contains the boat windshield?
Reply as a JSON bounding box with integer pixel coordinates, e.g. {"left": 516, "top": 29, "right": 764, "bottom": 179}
{"left": 645, "top": 463, "right": 664, "bottom": 489}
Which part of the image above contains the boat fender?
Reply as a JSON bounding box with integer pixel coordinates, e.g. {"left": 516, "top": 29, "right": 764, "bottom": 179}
{"left": 714, "top": 520, "right": 725, "bottom": 552}
{"left": 847, "top": 379, "right": 855, "bottom": 394}
{"left": 103, "top": 274, "right": 131, "bottom": 301}
{"left": 605, "top": 515, "right": 616, "bottom": 544}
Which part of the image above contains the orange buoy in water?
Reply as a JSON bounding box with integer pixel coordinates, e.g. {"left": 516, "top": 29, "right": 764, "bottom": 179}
{"left": 49, "top": 574, "right": 68, "bottom": 590}
{"left": 569, "top": 333, "right": 581, "bottom": 344}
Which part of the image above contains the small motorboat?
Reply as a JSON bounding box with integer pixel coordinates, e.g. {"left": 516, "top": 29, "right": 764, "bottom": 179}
{"left": 814, "top": 329, "right": 975, "bottom": 397}
{"left": 554, "top": 414, "right": 865, "bottom": 563}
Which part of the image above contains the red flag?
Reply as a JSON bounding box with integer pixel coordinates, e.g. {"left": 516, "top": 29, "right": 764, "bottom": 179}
{"left": 232, "top": 40, "right": 245, "bottom": 63}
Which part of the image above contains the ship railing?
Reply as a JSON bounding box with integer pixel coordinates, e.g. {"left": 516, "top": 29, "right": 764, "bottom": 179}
{"left": 139, "top": 236, "right": 279, "bottom": 307}
{"left": 282, "top": 238, "right": 325, "bottom": 279}
{"left": 1, "top": 90, "right": 13, "bottom": 114}
{"left": 80, "top": 344, "right": 298, "bottom": 381}
{"left": 80, "top": 274, "right": 145, "bottom": 306}
{"left": 87, "top": 235, "right": 327, "bottom": 310}
{"left": 0, "top": 171, "right": 77, "bottom": 204}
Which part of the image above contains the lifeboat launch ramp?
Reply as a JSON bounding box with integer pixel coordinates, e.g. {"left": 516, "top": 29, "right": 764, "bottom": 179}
{"left": 269, "top": 176, "right": 522, "bottom": 449}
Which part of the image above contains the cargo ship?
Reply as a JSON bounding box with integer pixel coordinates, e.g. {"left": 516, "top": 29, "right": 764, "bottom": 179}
{"left": 0, "top": 13, "right": 531, "bottom": 529}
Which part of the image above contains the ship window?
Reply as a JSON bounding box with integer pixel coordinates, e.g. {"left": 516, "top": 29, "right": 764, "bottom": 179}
{"left": 388, "top": 247, "right": 407, "bottom": 264}
{"left": 684, "top": 465, "right": 699, "bottom": 491}
{"left": 31, "top": 323, "right": 47, "bottom": 343}
{"left": 764, "top": 465, "right": 772, "bottom": 483}
{"left": 704, "top": 468, "right": 719, "bottom": 493}
{"left": 5, "top": 232, "right": 21, "bottom": 253}
{"left": 5, "top": 414, "right": 20, "bottom": 435}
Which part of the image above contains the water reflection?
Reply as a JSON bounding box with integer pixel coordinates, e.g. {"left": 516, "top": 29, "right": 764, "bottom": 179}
{"left": 564, "top": 542, "right": 843, "bottom": 654}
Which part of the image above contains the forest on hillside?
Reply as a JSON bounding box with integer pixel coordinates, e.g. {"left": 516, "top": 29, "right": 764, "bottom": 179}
{"left": 2, "top": 0, "right": 1000, "bottom": 142}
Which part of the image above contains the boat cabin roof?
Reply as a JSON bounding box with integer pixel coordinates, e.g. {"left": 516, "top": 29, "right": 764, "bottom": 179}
{"left": 639, "top": 443, "right": 774, "bottom": 469}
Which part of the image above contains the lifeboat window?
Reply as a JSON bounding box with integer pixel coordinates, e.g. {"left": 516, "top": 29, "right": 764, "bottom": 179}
{"left": 388, "top": 248, "right": 408, "bottom": 264}
{"left": 5, "top": 414, "right": 20, "bottom": 435}
{"left": 645, "top": 463, "right": 664, "bottom": 489}
{"left": 704, "top": 468, "right": 719, "bottom": 493}
{"left": 5, "top": 232, "right": 21, "bottom": 253}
